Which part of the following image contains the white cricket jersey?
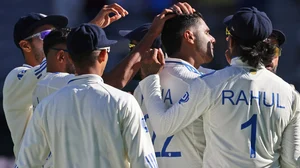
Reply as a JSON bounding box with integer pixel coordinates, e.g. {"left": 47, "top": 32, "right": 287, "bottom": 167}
{"left": 139, "top": 57, "right": 300, "bottom": 168}
{"left": 3, "top": 59, "right": 47, "bottom": 157}
{"left": 198, "top": 66, "right": 215, "bottom": 74}
{"left": 32, "top": 72, "right": 75, "bottom": 111}
{"left": 16, "top": 74, "right": 158, "bottom": 168}
{"left": 134, "top": 58, "right": 209, "bottom": 168}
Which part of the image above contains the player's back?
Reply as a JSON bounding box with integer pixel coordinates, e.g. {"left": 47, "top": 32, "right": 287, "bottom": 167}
{"left": 201, "top": 58, "right": 299, "bottom": 167}
{"left": 32, "top": 72, "right": 74, "bottom": 110}
{"left": 3, "top": 60, "right": 47, "bottom": 157}
{"left": 40, "top": 74, "right": 155, "bottom": 168}
{"left": 135, "top": 58, "right": 206, "bottom": 168}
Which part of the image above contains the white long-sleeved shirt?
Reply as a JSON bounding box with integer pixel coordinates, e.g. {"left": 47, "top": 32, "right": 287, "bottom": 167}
{"left": 134, "top": 58, "right": 208, "bottom": 168}
{"left": 3, "top": 59, "right": 47, "bottom": 157}
{"left": 32, "top": 72, "right": 74, "bottom": 111}
{"left": 16, "top": 74, "right": 158, "bottom": 168}
{"left": 139, "top": 57, "right": 300, "bottom": 168}
{"left": 31, "top": 72, "right": 75, "bottom": 168}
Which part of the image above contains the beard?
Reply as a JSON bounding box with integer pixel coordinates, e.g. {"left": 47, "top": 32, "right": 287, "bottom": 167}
{"left": 195, "top": 37, "right": 214, "bottom": 64}
{"left": 266, "top": 65, "right": 277, "bottom": 73}
{"left": 65, "top": 59, "right": 76, "bottom": 74}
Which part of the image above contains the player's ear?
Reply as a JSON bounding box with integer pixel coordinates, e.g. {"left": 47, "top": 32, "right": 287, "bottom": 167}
{"left": 56, "top": 50, "right": 65, "bottom": 63}
{"left": 183, "top": 30, "right": 195, "bottom": 44}
{"left": 98, "top": 50, "right": 107, "bottom": 62}
{"left": 19, "top": 40, "right": 32, "bottom": 53}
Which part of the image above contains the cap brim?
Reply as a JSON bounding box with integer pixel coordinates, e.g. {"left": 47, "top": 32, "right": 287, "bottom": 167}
{"left": 100, "top": 39, "right": 118, "bottom": 47}
{"left": 119, "top": 30, "right": 133, "bottom": 40}
{"left": 223, "top": 15, "right": 233, "bottom": 27}
{"left": 271, "top": 29, "right": 286, "bottom": 46}
{"left": 29, "top": 15, "right": 68, "bottom": 32}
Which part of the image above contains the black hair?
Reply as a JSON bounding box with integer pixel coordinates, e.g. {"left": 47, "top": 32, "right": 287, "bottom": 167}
{"left": 71, "top": 50, "right": 101, "bottom": 70}
{"left": 232, "top": 38, "right": 275, "bottom": 68}
{"left": 161, "top": 12, "right": 203, "bottom": 56}
{"left": 43, "top": 28, "right": 71, "bottom": 56}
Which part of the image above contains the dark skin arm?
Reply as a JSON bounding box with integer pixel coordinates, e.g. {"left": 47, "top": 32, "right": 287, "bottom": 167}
{"left": 102, "top": 2, "right": 195, "bottom": 89}
{"left": 102, "top": 11, "right": 173, "bottom": 88}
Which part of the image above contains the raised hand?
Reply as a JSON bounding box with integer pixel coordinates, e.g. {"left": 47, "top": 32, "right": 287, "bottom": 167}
{"left": 170, "top": 2, "right": 195, "bottom": 15}
{"left": 148, "top": 2, "right": 195, "bottom": 37}
{"left": 141, "top": 48, "right": 165, "bottom": 79}
{"left": 91, "top": 3, "right": 129, "bottom": 28}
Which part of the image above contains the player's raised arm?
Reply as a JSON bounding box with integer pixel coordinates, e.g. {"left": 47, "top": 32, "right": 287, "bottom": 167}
{"left": 121, "top": 96, "right": 158, "bottom": 168}
{"left": 280, "top": 90, "right": 300, "bottom": 167}
{"left": 15, "top": 104, "right": 50, "bottom": 168}
{"left": 3, "top": 59, "right": 47, "bottom": 156}
{"left": 102, "top": 4, "right": 178, "bottom": 89}
{"left": 139, "top": 48, "right": 212, "bottom": 136}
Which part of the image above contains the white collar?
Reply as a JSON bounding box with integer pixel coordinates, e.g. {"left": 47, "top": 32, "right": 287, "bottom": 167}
{"left": 68, "top": 74, "right": 104, "bottom": 85}
{"left": 164, "top": 58, "right": 202, "bottom": 75}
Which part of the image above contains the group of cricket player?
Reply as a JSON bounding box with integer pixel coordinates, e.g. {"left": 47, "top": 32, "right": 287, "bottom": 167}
{"left": 3, "top": 1, "right": 300, "bottom": 168}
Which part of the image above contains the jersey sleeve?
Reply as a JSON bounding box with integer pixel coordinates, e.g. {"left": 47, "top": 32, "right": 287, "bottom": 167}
{"left": 133, "top": 85, "right": 143, "bottom": 106}
{"left": 18, "top": 59, "right": 47, "bottom": 81}
{"left": 3, "top": 59, "right": 47, "bottom": 157}
{"left": 280, "top": 91, "right": 300, "bottom": 167}
{"left": 15, "top": 103, "right": 50, "bottom": 168}
{"left": 139, "top": 74, "right": 212, "bottom": 136}
{"left": 121, "top": 95, "right": 158, "bottom": 168}
{"left": 32, "top": 87, "right": 41, "bottom": 112}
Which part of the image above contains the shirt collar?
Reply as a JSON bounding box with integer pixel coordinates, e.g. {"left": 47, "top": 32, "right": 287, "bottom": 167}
{"left": 68, "top": 74, "right": 104, "bottom": 85}
{"left": 230, "top": 57, "right": 265, "bottom": 69}
{"left": 165, "top": 58, "right": 203, "bottom": 75}
{"left": 22, "top": 64, "right": 32, "bottom": 68}
{"left": 22, "top": 58, "right": 46, "bottom": 68}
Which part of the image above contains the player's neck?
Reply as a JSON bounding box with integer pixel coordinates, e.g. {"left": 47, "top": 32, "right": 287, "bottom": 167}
{"left": 46, "top": 66, "right": 60, "bottom": 73}
{"left": 170, "top": 52, "right": 196, "bottom": 68}
{"left": 24, "top": 55, "right": 39, "bottom": 67}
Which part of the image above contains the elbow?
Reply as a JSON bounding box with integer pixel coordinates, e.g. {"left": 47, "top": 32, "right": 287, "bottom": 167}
{"left": 104, "top": 78, "right": 126, "bottom": 89}
{"left": 113, "top": 80, "right": 126, "bottom": 89}
{"left": 119, "top": 80, "right": 128, "bottom": 89}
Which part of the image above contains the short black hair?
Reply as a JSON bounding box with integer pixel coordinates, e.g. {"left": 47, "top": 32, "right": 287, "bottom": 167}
{"left": 71, "top": 50, "right": 101, "bottom": 70}
{"left": 43, "top": 28, "right": 71, "bottom": 56}
{"left": 161, "top": 12, "right": 203, "bottom": 56}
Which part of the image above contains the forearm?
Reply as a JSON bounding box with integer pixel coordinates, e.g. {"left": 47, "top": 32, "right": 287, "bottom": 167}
{"left": 103, "top": 54, "right": 141, "bottom": 89}
{"left": 103, "top": 31, "right": 159, "bottom": 89}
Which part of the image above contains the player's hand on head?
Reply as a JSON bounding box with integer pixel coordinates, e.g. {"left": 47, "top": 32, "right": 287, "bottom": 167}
{"left": 148, "top": 8, "right": 176, "bottom": 37}
{"left": 91, "top": 3, "right": 129, "bottom": 28}
{"left": 170, "top": 2, "right": 195, "bottom": 15}
{"left": 141, "top": 48, "right": 165, "bottom": 79}
{"left": 148, "top": 2, "right": 195, "bottom": 37}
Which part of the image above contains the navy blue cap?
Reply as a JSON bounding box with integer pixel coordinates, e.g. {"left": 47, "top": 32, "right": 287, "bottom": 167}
{"left": 14, "top": 13, "right": 68, "bottom": 48}
{"left": 271, "top": 29, "right": 286, "bottom": 46}
{"left": 119, "top": 23, "right": 162, "bottom": 48}
{"left": 67, "top": 23, "right": 117, "bottom": 55}
{"left": 223, "top": 7, "right": 273, "bottom": 45}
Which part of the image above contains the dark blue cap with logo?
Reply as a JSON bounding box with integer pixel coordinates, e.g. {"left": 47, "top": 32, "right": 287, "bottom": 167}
{"left": 67, "top": 23, "right": 117, "bottom": 55}
{"left": 14, "top": 13, "right": 68, "bottom": 48}
{"left": 223, "top": 7, "right": 273, "bottom": 46}
{"left": 119, "top": 23, "right": 162, "bottom": 48}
